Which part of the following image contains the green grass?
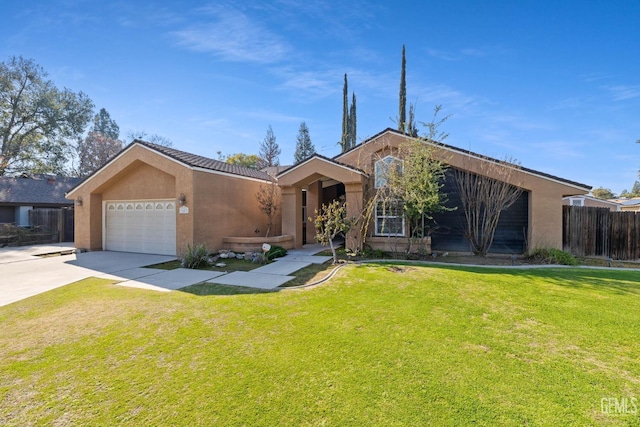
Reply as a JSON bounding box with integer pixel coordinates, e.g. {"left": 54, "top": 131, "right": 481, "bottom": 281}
{"left": 1, "top": 266, "right": 639, "bottom": 425}
{"left": 146, "top": 257, "right": 263, "bottom": 272}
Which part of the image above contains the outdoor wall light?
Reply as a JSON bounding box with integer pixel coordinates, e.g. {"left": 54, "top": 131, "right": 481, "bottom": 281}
{"left": 179, "top": 193, "right": 186, "bottom": 206}
{"left": 75, "top": 196, "right": 83, "bottom": 207}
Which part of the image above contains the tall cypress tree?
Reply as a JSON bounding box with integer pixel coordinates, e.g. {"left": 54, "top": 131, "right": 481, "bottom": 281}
{"left": 341, "top": 73, "right": 349, "bottom": 152}
{"left": 349, "top": 93, "right": 357, "bottom": 148}
{"left": 399, "top": 44, "right": 407, "bottom": 133}
{"left": 407, "top": 103, "right": 418, "bottom": 137}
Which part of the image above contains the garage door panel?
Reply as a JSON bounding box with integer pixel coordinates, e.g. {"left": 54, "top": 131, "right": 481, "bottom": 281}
{"left": 105, "top": 200, "right": 176, "bottom": 256}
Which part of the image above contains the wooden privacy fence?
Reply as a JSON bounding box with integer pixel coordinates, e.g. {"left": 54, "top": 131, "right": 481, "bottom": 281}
{"left": 563, "top": 205, "right": 640, "bottom": 260}
{"left": 28, "top": 208, "right": 75, "bottom": 243}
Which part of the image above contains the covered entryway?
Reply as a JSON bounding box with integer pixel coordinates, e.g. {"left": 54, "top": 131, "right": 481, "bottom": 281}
{"left": 277, "top": 156, "right": 367, "bottom": 250}
{"left": 104, "top": 199, "right": 176, "bottom": 255}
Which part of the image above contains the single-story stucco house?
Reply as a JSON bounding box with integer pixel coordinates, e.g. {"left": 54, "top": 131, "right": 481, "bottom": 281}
{"left": 67, "top": 128, "right": 591, "bottom": 256}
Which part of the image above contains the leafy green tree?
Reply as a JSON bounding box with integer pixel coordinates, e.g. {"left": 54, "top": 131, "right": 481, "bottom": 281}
{"left": 591, "top": 187, "right": 616, "bottom": 200}
{"left": 312, "top": 199, "right": 353, "bottom": 264}
{"left": 258, "top": 125, "right": 280, "bottom": 168}
{"left": 0, "top": 56, "right": 94, "bottom": 175}
{"left": 393, "top": 138, "right": 448, "bottom": 239}
{"left": 294, "top": 121, "right": 315, "bottom": 163}
{"left": 620, "top": 180, "right": 640, "bottom": 197}
{"left": 226, "top": 153, "right": 261, "bottom": 169}
{"left": 398, "top": 44, "right": 407, "bottom": 133}
{"left": 92, "top": 108, "right": 119, "bottom": 140}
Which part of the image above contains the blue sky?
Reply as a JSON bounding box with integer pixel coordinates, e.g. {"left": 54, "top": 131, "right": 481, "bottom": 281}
{"left": 2, "top": 0, "right": 639, "bottom": 194}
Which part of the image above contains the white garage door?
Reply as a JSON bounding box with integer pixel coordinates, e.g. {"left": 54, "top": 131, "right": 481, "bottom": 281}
{"left": 104, "top": 200, "right": 176, "bottom": 256}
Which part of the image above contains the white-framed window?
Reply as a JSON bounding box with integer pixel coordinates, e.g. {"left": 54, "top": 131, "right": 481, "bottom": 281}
{"left": 569, "top": 197, "right": 584, "bottom": 207}
{"left": 375, "top": 200, "right": 405, "bottom": 236}
{"left": 374, "top": 155, "right": 403, "bottom": 188}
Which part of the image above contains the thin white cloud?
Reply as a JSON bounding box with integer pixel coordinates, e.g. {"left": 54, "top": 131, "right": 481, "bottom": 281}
{"left": 605, "top": 85, "right": 640, "bottom": 101}
{"left": 426, "top": 45, "right": 509, "bottom": 61}
{"left": 529, "top": 140, "right": 585, "bottom": 158}
{"left": 172, "top": 6, "right": 289, "bottom": 64}
{"left": 274, "top": 68, "right": 337, "bottom": 97}
{"left": 415, "top": 84, "right": 482, "bottom": 112}
{"left": 426, "top": 48, "right": 459, "bottom": 61}
{"left": 547, "top": 97, "right": 589, "bottom": 111}
{"left": 242, "top": 109, "right": 303, "bottom": 123}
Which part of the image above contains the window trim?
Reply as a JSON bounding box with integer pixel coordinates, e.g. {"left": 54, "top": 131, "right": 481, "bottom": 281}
{"left": 374, "top": 199, "right": 405, "bottom": 237}
{"left": 569, "top": 197, "right": 584, "bottom": 207}
{"left": 374, "top": 155, "right": 404, "bottom": 189}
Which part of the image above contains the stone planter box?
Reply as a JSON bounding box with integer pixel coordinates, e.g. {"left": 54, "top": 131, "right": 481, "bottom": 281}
{"left": 222, "top": 235, "right": 295, "bottom": 253}
{"left": 366, "top": 236, "right": 431, "bottom": 254}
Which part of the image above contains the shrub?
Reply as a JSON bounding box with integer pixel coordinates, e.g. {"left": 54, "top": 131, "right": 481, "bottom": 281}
{"left": 362, "top": 247, "right": 385, "bottom": 259}
{"left": 181, "top": 243, "right": 210, "bottom": 269}
{"left": 529, "top": 248, "right": 578, "bottom": 266}
{"left": 266, "top": 245, "right": 287, "bottom": 261}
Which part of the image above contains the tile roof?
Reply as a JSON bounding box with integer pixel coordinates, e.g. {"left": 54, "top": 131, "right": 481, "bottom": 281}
{"left": 335, "top": 128, "right": 591, "bottom": 190}
{"left": 277, "top": 153, "right": 368, "bottom": 177}
{"left": 0, "top": 175, "right": 81, "bottom": 205}
{"left": 134, "top": 140, "right": 273, "bottom": 180}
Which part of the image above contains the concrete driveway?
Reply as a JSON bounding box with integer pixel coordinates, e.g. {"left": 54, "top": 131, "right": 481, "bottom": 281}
{"left": 0, "top": 244, "right": 220, "bottom": 307}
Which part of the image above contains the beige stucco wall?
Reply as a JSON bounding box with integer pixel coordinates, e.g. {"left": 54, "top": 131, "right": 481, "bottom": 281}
{"left": 68, "top": 144, "right": 280, "bottom": 255}
{"left": 190, "top": 170, "right": 280, "bottom": 253}
{"left": 336, "top": 131, "right": 590, "bottom": 251}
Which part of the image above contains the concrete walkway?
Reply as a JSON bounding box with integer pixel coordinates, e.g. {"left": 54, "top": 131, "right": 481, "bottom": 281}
{"left": 206, "top": 244, "right": 332, "bottom": 290}
{"left": 0, "top": 243, "right": 333, "bottom": 306}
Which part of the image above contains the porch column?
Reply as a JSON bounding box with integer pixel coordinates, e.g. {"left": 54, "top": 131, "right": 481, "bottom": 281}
{"left": 281, "top": 185, "right": 303, "bottom": 248}
{"left": 345, "top": 182, "right": 364, "bottom": 252}
{"left": 306, "top": 180, "right": 323, "bottom": 244}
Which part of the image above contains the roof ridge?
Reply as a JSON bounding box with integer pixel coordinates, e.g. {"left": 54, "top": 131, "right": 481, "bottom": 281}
{"left": 334, "top": 128, "right": 591, "bottom": 190}
{"left": 134, "top": 140, "right": 272, "bottom": 181}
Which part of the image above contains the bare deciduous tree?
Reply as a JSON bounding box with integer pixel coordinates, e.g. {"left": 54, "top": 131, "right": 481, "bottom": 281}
{"left": 256, "top": 179, "right": 280, "bottom": 237}
{"left": 75, "top": 131, "right": 123, "bottom": 177}
{"left": 453, "top": 157, "right": 523, "bottom": 256}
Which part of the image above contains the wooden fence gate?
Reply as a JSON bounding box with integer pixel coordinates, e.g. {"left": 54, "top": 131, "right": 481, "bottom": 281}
{"left": 563, "top": 205, "right": 640, "bottom": 260}
{"left": 28, "top": 208, "right": 75, "bottom": 243}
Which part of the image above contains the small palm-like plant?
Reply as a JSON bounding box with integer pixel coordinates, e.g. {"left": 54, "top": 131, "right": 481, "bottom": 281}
{"left": 181, "top": 243, "right": 209, "bottom": 269}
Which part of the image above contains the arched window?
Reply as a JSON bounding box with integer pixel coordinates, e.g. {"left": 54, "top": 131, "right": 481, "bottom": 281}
{"left": 374, "top": 155, "right": 403, "bottom": 188}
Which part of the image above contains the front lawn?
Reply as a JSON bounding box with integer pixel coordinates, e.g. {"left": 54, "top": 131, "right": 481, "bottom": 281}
{"left": 1, "top": 265, "right": 639, "bottom": 425}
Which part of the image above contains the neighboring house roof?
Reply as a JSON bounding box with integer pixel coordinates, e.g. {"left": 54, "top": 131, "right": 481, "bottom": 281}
{"left": 277, "top": 153, "right": 368, "bottom": 178}
{"left": 335, "top": 128, "right": 591, "bottom": 191}
{"left": 563, "top": 195, "right": 622, "bottom": 207}
{"left": 609, "top": 198, "right": 640, "bottom": 207}
{"left": 68, "top": 140, "right": 273, "bottom": 195}
{"left": 0, "top": 174, "right": 81, "bottom": 205}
